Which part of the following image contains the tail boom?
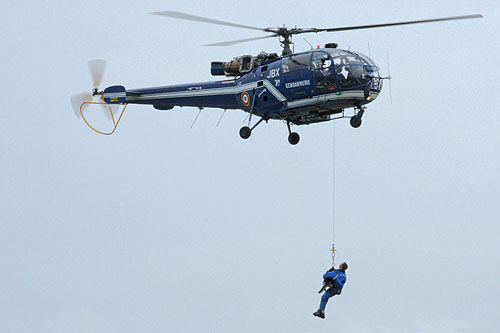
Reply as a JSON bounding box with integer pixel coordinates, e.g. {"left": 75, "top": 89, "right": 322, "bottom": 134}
{"left": 105, "top": 80, "right": 244, "bottom": 110}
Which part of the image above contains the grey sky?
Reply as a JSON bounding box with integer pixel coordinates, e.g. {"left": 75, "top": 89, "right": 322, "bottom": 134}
{"left": 1, "top": 0, "right": 499, "bottom": 332}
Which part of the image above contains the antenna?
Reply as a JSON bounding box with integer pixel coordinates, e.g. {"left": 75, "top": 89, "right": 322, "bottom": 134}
{"left": 216, "top": 109, "right": 227, "bottom": 127}
{"left": 191, "top": 107, "right": 203, "bottom": 128}
{"left": 386, "top": 51, "right": 393, "bottom": 104}
{"left": 303, "top": 37, "right": 314, "bottom": 50}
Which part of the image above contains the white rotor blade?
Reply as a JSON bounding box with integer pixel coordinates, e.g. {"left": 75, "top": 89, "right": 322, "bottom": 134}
{"left": 204, "top": 34, "right": 277, "bottom": 47}
{"left": 70, "top": 92, "right": 92, "bottom": 118}
{"left": 100, "top": 103, "right": 120, "bottom": 120}
{"left": 88, "top": 59, "right": 107, "bottom": 87}
{"left": 314, "top": 14, "right": 483, "bottom": 33}
{"left": 151, "top": 10, "right": 266, "bottom": 31}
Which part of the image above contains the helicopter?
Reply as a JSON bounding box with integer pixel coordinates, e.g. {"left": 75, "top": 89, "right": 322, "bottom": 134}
{"left": 71, "top": 11, "right": 482, "bottom": 145}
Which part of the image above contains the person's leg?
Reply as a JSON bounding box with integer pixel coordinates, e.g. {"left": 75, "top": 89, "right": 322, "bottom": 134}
{"left": 319, "top": 288, "right": 337, "bottom": 311}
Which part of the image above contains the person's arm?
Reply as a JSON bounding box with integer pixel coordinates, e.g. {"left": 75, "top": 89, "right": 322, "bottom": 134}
{"left": 323, "top": 270, "right": 339, "bottom": 280}
{"left": 337, "top": 274, "right": 346, "bottom": 287}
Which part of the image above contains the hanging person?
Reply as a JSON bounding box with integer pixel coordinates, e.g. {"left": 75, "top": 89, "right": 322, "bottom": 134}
{"left": 313, "top": 262, "right": 348, "bottom": 319}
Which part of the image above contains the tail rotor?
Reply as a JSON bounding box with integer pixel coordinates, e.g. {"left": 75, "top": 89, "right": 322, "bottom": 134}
{"left": 70, "top": 91, "right": 92, "bottom": 118}
{"left": 70, "top": 59, "right": 111, "bottom": 118}
{"left": 70, "top": 59, "right": 127, "bottom": 135}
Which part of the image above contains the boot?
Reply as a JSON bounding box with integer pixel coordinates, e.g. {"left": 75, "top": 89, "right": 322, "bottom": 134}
{"left": 313, "top": 309, "right": 325, "bottom": 319}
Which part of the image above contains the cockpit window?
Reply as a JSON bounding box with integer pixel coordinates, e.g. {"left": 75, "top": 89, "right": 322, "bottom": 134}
{"left": 311, "top": 52, "right": 332, "bottom": 69}
{"left": 355, "top": 52, "right": 376, "bottom": 67}
{"left": 353, "top": 51, "right": 381, "bottom": 90}
{"left": 324, "top": 49, "right": 371, "bottom": 89}
{"left": 282, "top": 53, "right": 311, "bottom": 72}
{"left": 311, "top": 51, "right": 336, "bottom": 93}
{"left": 323, "top": 49, "right": 383, "bottom": 91}
{"left": 335, "top": 57, "right": 362, "bottom": 88}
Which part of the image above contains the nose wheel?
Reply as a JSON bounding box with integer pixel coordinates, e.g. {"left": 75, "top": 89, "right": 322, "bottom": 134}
{"left": 286, "top": 120, "right": 300, "bottom": 145}
{"left": 350, "top": 116, "right": 362, "bottom": 128}
{"left": 288, "top": 132, "right": 300, "bottom": 145}
{"left": 350, "top": 104, "right": 365, "bottom": 128}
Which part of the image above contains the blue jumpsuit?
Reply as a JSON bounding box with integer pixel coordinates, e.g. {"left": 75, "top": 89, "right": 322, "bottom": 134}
{"left": 319, "top": 269, "right": 346, "bottom": 311}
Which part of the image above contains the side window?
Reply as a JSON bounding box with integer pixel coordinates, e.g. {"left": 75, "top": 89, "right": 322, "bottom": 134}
{"left": 336, "top": 56, "right": 365, "bottom": 89}
{"left": 312, "top": 52, "right": 336, "bottom": 93}
{"left": 312, "top": 52, "right": 332, "bottom": 69}
{"left": 332, "top": 55, "right": 342, "bottom": 66}
{"left": 282, "top": 53, "right": 311, "bottom": 73}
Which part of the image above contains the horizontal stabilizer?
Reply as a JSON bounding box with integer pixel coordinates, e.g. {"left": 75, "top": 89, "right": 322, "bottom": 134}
{"left": 104, "top": 85, "right": 127, "bottom": 104}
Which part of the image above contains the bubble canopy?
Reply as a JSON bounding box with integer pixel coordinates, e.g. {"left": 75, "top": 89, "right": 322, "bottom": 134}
{"left": 325, "top": 48, "right": 377, "bottom": 68}
{"left": 320, "top": 48, "right": 382, "bottom": 91}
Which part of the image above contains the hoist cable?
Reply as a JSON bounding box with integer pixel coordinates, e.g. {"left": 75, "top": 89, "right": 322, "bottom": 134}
{"left": 331, "top": 121, "right": 336, "bottom": 267}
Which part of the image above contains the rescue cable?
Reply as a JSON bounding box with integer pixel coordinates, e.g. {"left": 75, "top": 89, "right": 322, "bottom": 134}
{"left": 331, "top": 122, "right": 336, "bottom": 267}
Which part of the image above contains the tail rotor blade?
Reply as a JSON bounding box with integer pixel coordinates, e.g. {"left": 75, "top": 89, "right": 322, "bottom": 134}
{"left": 99, "top": 103, "right": 120, "bottom": 120}
{"left": 71, "top": 59, "right": 113, "bottom": 122}
{"left": 88, "top": 59, "right": 107, "bottom": 87}
{"left": 70, "top": 92, "right": 92, "bottom": 118}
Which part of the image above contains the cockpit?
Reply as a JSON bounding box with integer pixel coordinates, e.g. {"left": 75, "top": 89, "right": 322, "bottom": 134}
{"left": 312, "top": 48, "right": 382, "bottom": 92}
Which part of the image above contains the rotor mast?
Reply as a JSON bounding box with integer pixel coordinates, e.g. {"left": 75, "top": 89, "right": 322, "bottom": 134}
{"left": 277, "top": 27, "right": 293, "bottom": 55}
{"left": 265, "top": 27, "right": 315, "bottom": 55}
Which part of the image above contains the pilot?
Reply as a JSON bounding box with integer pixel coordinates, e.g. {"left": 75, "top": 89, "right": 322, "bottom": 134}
{"left": 314, "top": 58, "right": 335, "bottom": 90}
{"left": 312, "top": 57, "right": 323, "bottom": 69}
{"left": 313, "top": 262, "right": 348, "bottom": 319}
{"left": 347, "top": 63, "right": 363, "bottom": 82}
{"left": 336, "top": 65, "right": 347, "bottom": 88}
{"left": 336, "top": 57, "right": 349, "bottom": 85}
{"left": 313, "top": 56, "right": 331, "bottom": 70}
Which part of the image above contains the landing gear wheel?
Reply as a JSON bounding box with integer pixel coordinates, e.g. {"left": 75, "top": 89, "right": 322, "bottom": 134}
{"left": 288, "top": 132, "right": 300, "bottom": 145}
{"left": 239, "top": 126, "right": 251, "bottom": 139}
{"left": 350, "top": 116, "right": 362, "bottom": 128}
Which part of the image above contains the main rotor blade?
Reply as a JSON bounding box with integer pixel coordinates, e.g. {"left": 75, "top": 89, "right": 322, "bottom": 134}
{"left": 151, "top": 10, "right": 267, "bottom": 32}
{"left": 204, "top": 34, "right": 277, "bottom": 47}
{"left": 311, "top": 14, "right": 483, "bottom": 34}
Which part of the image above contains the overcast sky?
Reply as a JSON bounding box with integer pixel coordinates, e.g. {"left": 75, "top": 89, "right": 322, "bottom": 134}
{"left": 1, "top": 1, "right": 499, "bottom": 332}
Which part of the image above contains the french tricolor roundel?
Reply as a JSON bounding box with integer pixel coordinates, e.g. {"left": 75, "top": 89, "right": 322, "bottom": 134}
{"left": 241, "top": 91, "right": 250, "bottom": 106}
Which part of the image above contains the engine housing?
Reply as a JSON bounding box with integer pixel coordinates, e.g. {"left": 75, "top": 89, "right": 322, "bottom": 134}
{"left": 211, "top": 52, "right": 279, "bottom": 76}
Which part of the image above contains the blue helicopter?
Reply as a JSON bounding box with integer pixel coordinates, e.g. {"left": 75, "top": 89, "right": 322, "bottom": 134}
{"left": 71, "top": 11, "right": 482, "bottom": 144}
